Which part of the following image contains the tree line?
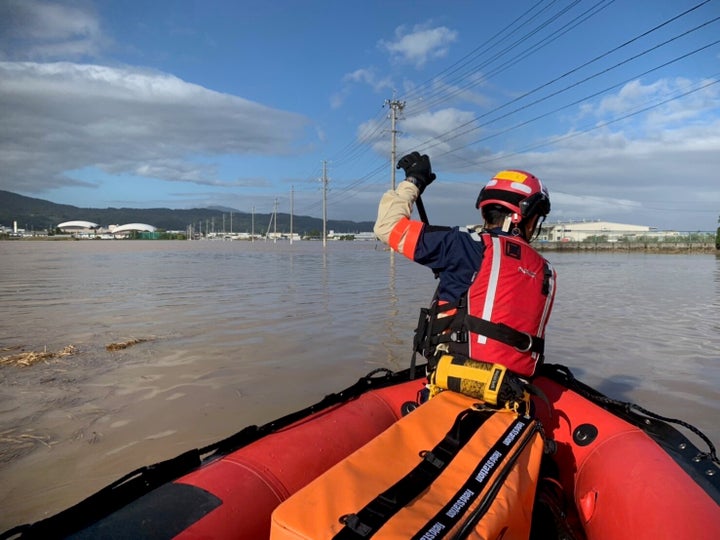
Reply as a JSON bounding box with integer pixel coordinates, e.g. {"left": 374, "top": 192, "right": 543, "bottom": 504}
{"left": 0, "top": 190, "right": 374, "bottom": 235}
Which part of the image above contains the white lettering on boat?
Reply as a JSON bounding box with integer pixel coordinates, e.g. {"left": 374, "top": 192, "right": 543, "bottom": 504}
{"left": 475, "top": 450, "right": 502, "bottom": 483}
{"left": 446, "top": 488, "right": 475, "bottom": 518}
{"left": 503, "top": 421, "right": 525, "bottom": 446}
{"left": 418, "top": 522, "right": 446, "bottom": 540}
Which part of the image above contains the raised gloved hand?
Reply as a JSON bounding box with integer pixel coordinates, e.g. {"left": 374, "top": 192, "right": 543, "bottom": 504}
{"left": 396, "top": 151, "right": 436, "bottom": 194}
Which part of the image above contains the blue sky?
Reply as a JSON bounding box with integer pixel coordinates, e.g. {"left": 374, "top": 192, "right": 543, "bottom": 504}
{"left": 1, "top": 0, "right": 719, "bottom": 231}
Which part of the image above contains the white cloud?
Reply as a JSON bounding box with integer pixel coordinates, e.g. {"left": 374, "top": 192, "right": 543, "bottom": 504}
{"left": 355, "top": 106, "right": 482, "bottom": 163}
{"left": 379, "top": 24, "right": 458, "bottom": 68}
{"left": 332, "top": 67, "right": 394, "bottom": 109}
{"left": 587, "top": 77, "right": 719, "bottom": 128}
{"left": 549, "top": 192, "right": 643, "bottom": 221}
{"left": 343, "top": 68, "right": 392, "bottom": 91}
{"left": 0, "top": 62, "right": 310, "bottom": 193}
{"left": 332, "top": 68, "right": 393, "bottom": 109}
{"left": 352, "top": 77, "right": 720, "bottom": 231}
{"left": 596, "top": 79, "right": 666, "bottom": 116}
{"left": 427, "top": 73, "right": 493, "bottom": 108}
{"left": 509, "top": 120, "right": 720, "bottom": 228}
{"left": 399, "top": 108, "right": 478, "bottom": 152}
{"left": 124, "top": 161, "right": 219, "bottom": 184}
{"left": 0, "top": 0, "right": 104, "bottom": 60}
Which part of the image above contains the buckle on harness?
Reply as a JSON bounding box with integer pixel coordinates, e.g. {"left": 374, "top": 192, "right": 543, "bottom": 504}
{"left": 450, "top": 330, "right": 467, "bottom": 343}
{"left": 514, "top": 332, "right": 533, "bottom": 353}
{"left": 420, "top": 450, "right": 445, "bottom": 469}
{"left": 339, "top": 514, "right": 372, "bottom": 536}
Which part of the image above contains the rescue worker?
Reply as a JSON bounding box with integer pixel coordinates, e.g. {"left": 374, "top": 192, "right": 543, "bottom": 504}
{"left": 374, "top": 152, "right": 556, "bottom": 381}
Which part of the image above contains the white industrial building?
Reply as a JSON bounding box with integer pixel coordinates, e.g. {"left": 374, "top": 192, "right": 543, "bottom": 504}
{"left": 539, "top": 221, "right": 678, "bottom": 242}
{"left": 108, "top": 223, "right": 157, "bottom": 236}
{"left": 56, "top": 221, "right": 157, "bottom": 238}
{"left": 57, "top": 220, "right": 99, "bottom": 233}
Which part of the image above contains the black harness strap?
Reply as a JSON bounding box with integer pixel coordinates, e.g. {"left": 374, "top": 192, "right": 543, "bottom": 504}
{"left": 413, "top": 297, "right": 466, "bottom": 355}
{"left": 463, "top": 315, "right": 544, "bottom": 355}
{"left": 334, "top": 407, "right": 494, "bottom": 539}
{"left": 542, "top": 262, "right": 553, "bottom": 296}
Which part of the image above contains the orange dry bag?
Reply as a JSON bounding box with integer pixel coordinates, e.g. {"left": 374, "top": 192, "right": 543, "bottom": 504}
{"left": 270, "top": 390, "right": 544, "bottom": 539}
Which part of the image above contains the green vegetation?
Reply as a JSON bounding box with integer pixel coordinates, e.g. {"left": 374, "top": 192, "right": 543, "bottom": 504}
{"left": 583, "top": 235, "right": 609, "bottom": 243}
{"left": 159, "top": 231, "right": 187, "bottom": 240}
{"left": 581, "top": 232, "right": 716, "bottom": 244}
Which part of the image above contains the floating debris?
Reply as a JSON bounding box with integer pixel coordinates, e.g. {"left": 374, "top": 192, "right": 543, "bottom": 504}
{"left": 0, "top": 345, "right": 77, "bottom": 367}
{"left": 105, "top": 337, "right": 153, "bottom": 351}
{"left": 0, "top": 428, "right": 53, "bottom": 462}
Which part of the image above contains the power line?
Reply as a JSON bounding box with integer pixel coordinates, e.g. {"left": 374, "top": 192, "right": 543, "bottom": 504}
{"left": 468, "top": 75, "right": 720, "bottom": 168}
{"left": 431, "top": 34, "right": 720, "bottom": 161}
{"left": 294, "top": 1, "right": 719, "bottom": 217}
{"left": 412, "top": 4, "right": 720, "bottom": 156}
{"left": 406, "top": 0, "right": 588, "bottom": 113}
{"left": 401, "top": 0, "right": 567, "bottom": 105}
{"left": 405, "top": 0, "right": 710, "bottom": 118}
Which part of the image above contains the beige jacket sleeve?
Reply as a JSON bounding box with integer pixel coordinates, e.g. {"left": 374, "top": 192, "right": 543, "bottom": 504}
{"left": 373, "top": 181, "right": 419, "bottom": 244}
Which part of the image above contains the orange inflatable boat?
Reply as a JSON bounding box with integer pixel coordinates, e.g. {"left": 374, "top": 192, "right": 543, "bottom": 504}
{"left": 2, "top": 363, "right": 719, "bottom": 539}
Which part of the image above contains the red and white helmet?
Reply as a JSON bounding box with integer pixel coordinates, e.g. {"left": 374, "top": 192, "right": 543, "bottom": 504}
{"left": 475, "top": 169, "right": 550, "bottom": 224}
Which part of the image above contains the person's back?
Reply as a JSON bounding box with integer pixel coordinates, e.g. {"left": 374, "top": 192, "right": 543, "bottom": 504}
{"left": 374, "top": 152, "right": 555, "bottom": 382}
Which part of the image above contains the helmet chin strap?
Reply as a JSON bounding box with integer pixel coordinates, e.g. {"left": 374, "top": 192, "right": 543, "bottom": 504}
{"left": 529, "top": 215, "right": 546, "bottom": 242}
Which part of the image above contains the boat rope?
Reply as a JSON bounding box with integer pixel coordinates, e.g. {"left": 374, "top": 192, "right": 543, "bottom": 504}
{"left": 624, "top": 401, "right": 719, "bottom": 465}
{"left": 542, "top": 364, "right": 719, "bottom": 465}
{"left": 365, "top": 367, "right": 395, "bottom": 378}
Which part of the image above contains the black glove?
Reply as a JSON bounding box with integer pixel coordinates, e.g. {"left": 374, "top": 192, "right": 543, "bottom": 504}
{"left": 396, "top": 152, "right": 436, "bottom": 194}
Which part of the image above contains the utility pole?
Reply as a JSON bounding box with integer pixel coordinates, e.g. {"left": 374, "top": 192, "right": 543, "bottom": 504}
{"left": 273, "top": 197, "right": 278, "bottom": 243}
{"left": 290, "top": 186, "right": 294, "bottom": 245}
{"left": 321, "top": 160, "right": 329, "bottom": 247}
{"left": 251, "top": 205, "right": 255, "bottom": 242}
{"left": 386, "top": 98, "right": 405, "bottom": 189}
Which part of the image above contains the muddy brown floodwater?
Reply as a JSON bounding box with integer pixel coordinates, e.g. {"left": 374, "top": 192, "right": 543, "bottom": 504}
{"left": 1, "top": 240, "right": 718, "bottom": 530}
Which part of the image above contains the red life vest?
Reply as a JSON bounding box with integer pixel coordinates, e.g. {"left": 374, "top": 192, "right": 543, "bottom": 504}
{"left": 464, "top": 233, "right": 556, "bottom": 377}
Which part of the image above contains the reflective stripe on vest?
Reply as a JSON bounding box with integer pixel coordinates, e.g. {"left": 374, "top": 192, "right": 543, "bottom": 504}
{"left": 478, "top": 235, "right": 502, "bottom": 345}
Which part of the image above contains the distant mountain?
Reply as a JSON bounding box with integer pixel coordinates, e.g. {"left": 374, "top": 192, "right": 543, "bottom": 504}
{"left": 0, "top": 190, "right": 375, "bottom": 234}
